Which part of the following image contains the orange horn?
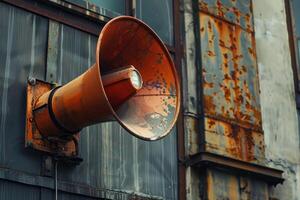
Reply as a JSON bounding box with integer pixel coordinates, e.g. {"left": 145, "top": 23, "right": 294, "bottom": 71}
{"left": 28, "top": 16, "right": 180, "bottom": 143}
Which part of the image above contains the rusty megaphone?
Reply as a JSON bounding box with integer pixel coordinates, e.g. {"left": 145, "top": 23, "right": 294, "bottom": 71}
{"left": 25, "top": 16, "right": 180, "bottom": 160}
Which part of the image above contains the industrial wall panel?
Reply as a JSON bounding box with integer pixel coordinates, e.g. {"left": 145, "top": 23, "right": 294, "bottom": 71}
{"left": 49, "top": 23, "right": 178, "bottom": 200}
{"left": 206, "top": 169, "right": 269, "bottom": 200}
{"left": 204, "top": 117, "right": 265, "bottom": 163}
{"left": 196, "top": 0, "right": 265, "bottom": 164}
{"left": 199, "top": 0, "right": 253, "bottom": 31}
{"left": 193, "top": 0, "right": 270, "bottom": 198}
{"left": 136, "top": 0, "right": 174, "bottom": 45}
{"left": 200, "top": 12, "right": 260, "bottom": 128}
{"left": 0, "top": 2, "right": 48, "bottom": 173}
{"left": 0, "top": 180, "right": 40, "bottom": 200}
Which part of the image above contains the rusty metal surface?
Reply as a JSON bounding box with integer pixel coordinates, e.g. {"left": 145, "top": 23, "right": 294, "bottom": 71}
{"left": 196, "top": 0, "right": 264, "bottom": 164}
{"left": 200, "top": 12, "right": 261, "bottom": 129}
{"left": 25, "top": 79, "right": 80, "bottom": 158}
{"left": 199, "top": 0, "right": 253, "bottom": 32}
{"left": 206, "top": 169, "right": 269, "bottom": 200}
{"left": 204, "top": 118, "right": 265, "bottom": 163}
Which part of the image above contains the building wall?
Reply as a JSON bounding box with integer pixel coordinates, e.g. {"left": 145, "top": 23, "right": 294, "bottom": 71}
{"left": 253, "top": 0, "right": 300, "bottom": 199}
{"left": 1, "top": 0, "right": 300, "bottom": 199}
{"left": 0, "top": 2, "right": 178, "bottom": 200}
{"left": 181, "top": 0, "right": 300, "bottom": 199}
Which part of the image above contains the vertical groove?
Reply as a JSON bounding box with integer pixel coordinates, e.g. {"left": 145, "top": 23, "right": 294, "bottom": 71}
{"left": 29, "top": 15, "right": 36, "bottom": 77}
{"left": 0, "top": 6, "right": 14, "bottom": 165}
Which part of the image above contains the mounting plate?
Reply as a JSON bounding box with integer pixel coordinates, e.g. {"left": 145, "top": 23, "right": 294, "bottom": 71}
{"left": 25, "top": 78, "right": 82, "bottom": 163}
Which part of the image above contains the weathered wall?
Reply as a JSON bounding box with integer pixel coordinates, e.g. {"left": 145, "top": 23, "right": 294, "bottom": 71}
{"left": 0, "top": 2, "right": 178, "bottom": 200}
{"left": 253, "top": 0, "right": 300, "bottom": 199}
{"left": 181, "top": 0, "right": 202, "bottom": 199}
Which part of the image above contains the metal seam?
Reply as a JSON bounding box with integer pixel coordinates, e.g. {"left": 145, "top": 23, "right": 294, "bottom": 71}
{"left": 48, "top": 86, "right": 80, "bottom": 135}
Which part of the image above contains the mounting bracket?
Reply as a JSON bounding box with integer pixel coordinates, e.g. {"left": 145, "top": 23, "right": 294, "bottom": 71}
{"left": 25, "top": 77, "right": 82, "bottom": 164}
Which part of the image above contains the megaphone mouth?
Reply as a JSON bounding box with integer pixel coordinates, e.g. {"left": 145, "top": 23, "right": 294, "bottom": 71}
{"left": 95, "top": 16, "right": 181, "bottom": 141}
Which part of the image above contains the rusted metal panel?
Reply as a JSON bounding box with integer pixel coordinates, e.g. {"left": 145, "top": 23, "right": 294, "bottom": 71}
{"left": 205, "top": 117, "right": 264, "bottom": 163}
{"left": 199, "top": 0, "right": 253, "bottom": 32}
{"left": 190, "top": 0, "right": 281, "bottom": 197}
{"left": 207, "top": 169, "right": 240, "bottom": 200}
{"left": 198, "top": 5, "right": 263, "bottom": 163}
{"left": 200, "top": 12, "right": 261, "bottom": 128}
{"left": 206, "top": 169, "right": 269, "bottom": 200}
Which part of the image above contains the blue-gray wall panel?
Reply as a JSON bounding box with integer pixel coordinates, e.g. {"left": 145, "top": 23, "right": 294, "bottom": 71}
{"left": 0, "top": 180, "right": 40, "bottom": 200}
{"left": 0, "top": 2, "right": 48, "bottom": 173}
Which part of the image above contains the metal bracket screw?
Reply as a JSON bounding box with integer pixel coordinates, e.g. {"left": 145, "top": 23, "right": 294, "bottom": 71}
{"left": 28, "top": 77, "right": 36, "bottom": 86}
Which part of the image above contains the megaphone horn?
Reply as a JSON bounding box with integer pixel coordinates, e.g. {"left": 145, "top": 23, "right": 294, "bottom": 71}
{"left": 26, "top": 16, "right": 180, "bottom": 159}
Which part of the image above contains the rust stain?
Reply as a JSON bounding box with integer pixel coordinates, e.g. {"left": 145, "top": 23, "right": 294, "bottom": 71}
{"left": 207, "top": 50, "right": 216, "bottom": 57}
{"left": 199, "top": 0, "right": 253, "bottom": 32}
{"left": 199, "top": 1, "right": 209, "bottom": 12}
{"left": 204, "top": 95, "right": 216, "bottom": 114}
{"left": 203, "top": 78, "right": 214, "bottom": 89}
{"left": 216, "top": 0, "right": 225, "bottom": 18}
{"left": 204, "top": 117, "right": 262, "bottom": 163}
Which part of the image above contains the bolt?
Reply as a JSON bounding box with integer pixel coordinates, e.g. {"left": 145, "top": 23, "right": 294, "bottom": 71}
{"left": 28, "top": 77, "right": 36, "bottom": 85}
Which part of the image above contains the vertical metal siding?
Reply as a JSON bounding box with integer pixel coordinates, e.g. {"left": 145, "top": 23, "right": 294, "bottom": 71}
{"left": 0, "top": 3, "right": 178, "bottom": 200}
{"left": 0, "top": 180, "right": 40, "bottom": 200}
{"left": 0, "top": 2, "right": 48, "bottom": 173}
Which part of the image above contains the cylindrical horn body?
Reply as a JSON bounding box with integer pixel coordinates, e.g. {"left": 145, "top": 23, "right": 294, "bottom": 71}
{"left": 33, "top": 64, "right": 110, "bottom": 136}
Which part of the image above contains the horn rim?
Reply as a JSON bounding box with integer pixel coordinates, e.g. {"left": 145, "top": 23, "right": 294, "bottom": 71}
{"left": 95, "top": 16, "right": 181, "bottom": 141}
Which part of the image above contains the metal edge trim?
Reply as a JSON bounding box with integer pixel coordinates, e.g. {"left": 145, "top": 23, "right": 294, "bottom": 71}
{"left": 185, "top": 152, "right": 284, "bottom": 185}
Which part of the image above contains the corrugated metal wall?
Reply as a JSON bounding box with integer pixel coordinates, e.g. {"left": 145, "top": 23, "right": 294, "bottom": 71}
{"left": 0, "top": 1, "right": 48, "bottom": 173}
{"left": 0, "top": 2, "right": 178, "bottom": 200}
